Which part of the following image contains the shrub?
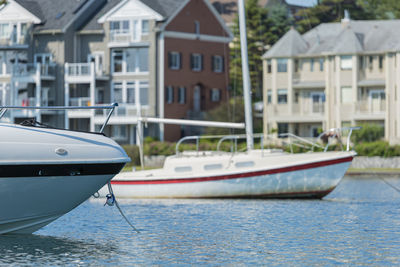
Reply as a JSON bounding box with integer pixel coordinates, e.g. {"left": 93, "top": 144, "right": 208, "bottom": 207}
{"left": 352, "top": 123, "right": 384, "bottom": 143}
{"left": 122, "top": 145, "right": 141, "bottom": 166}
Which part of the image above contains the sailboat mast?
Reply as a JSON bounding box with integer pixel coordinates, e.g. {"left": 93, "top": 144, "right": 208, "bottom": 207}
{"left": 238, "top": 0, "right": 254, "bottom": 150}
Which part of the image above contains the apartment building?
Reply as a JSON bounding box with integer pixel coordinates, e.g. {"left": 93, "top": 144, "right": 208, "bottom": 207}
{"left": 0, "top": 0, "right": 103, "bottom": 126}
{"left": 263, "top": 18, "right": 400, "bottom": 144}
{"left": 0, "top": 0, "right": 231, "bottom": 143}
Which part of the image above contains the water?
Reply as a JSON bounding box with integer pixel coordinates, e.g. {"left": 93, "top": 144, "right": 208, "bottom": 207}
{"left": 1, "top": 175, "right": 400, "bottom": 266}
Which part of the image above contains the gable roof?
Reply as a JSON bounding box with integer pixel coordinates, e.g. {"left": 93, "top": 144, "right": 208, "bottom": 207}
{"left": 14, "top": 0, "right": 45, "bottom": 22}
{"left": 263, "top": 27, "right": 308, "bottom": 58}
{"left": 265, "top": 19, "right": 400, "bottom": 58}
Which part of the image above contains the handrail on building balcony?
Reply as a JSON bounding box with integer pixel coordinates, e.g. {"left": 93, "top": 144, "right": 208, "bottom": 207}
{"left": 0, "top": 103, "right": 118, "bottom": 134}
{"left": 66, "top": 63, "right": 91, "bottom": 76}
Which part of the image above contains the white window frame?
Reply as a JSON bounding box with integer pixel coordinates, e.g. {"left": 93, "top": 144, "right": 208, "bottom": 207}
{"left": 111, "top": 48, "right": 148, "bottom": 74}
{"left": 169, "top": 52, "right": 180, "bottom": 70}
{"left": 341, "top": 87, "right": 352, "bottom": 103}
{"left": 213, "top": 55, "right": 223, "bottom": 73}
{"left": 34, "top": 53, "right": 53, "bottom": 64}
{"left": 340, "top": 55, "right": 352, "bottom": 70}
{"left": 112, "top": 125, "right": 128, "bottom": 140}
{"left": 277, "top": 58, "right": 288, "bottom": 72}
{"left": 191, "top": 53, "right": 202, "bottom": 71}
{"left": 87, "top": 52, "right": 104, "bottom": 76}
{"left": 210, "top": 88, "right": 221, "bottom": 102}
{"left": 277, "top": 89, "right": 288, "bottom": 104}
{"left": 112, "top": 80, "right": 149, "bottom": 107}
{"left": 178, "top": 87, "right": 186, "bottom": 104}
{"left": 166, "top": 86, "right": 174, "bottom": 104}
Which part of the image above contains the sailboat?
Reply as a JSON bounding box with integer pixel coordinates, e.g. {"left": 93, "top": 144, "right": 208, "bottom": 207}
{"left": 0, "top": 104, "right": 130, "bottom": 234}
{"left": 98, "top": 0, "right": 357, "bottom": 199}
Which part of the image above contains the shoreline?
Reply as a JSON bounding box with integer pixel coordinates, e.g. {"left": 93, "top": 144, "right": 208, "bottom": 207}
{"left": 346, "top": 168, "right": 400, "bottom": 176}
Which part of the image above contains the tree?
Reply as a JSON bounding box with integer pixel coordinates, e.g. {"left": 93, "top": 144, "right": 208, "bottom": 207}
{"left": 295, "top": 0, "right": 374, "bottom": 33}
{"left": 204, "top": 97, "right": 263, "bottom": 135}
{"left": 356, "top": 0, "right": 400, "bottom": 20}
{"left": 230, "top": 0, "right": 274, "bottom": 100}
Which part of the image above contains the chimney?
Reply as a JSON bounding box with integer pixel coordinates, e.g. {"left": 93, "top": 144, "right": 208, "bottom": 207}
{"left": 341, "top": 10, "right": 350, "bottom": 27}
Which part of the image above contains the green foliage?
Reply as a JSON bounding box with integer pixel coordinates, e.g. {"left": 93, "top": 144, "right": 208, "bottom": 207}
{"left": 352, "top": 124, "right": 384, "bottom": 143}
{"left": 230, "top": 0, "right": 290, "bottom": 99}
{"left": 356, "top": 0, "right": 400, "bottom": 19}
{"left": 203, "top": 97, "right": 262, "bottom": 135}
{"left": 353, "top": 141, "right": 397, "bottom": 157}
{"left": 295, "top": 0, "right": 374, "bottom": 33}
{"left": 122, "top": 145, "right": 141, "bottom": 167}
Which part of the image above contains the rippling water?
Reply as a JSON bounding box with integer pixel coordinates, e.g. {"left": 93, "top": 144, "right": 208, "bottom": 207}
{"left": 1, "top": 175, "right": 400, "bottom": 266}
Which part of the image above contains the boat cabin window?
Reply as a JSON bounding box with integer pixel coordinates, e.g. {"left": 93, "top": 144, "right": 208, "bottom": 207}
{"left": 175, "top": 166, "right": 192, "bottom": 172}
{"left": 235, "top": 161, "right": 255, "bottom": 168}
{"left": 204, "top": 163, "right": 222, "bottom": 171}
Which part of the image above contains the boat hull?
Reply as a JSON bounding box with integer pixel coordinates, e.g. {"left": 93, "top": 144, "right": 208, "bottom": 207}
{"left": 101, "top": 153, "right": 353, "bottom": 199}
{"left": 0, "top": 172, "right": 120, "bottom": 234}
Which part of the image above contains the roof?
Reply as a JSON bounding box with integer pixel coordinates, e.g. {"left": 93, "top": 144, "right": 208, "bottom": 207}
{"left": 84, "top": 0, "right": 184, "bottom": 31}
{"left": 263, "top": 27, "right": 308, "bottom": 58}
{"left": 264, "top": 19, "right": 400, "bottom": 58}
{"left": 14, "top": 0, "right": 45, "bottom": 22}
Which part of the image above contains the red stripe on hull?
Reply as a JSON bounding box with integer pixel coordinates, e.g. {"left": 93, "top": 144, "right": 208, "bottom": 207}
{"left": 111, "top": 156, "right": 353, "bottom": 185}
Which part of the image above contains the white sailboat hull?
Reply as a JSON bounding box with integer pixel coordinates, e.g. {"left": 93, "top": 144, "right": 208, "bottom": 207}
{"left": 100, "top": 151, "right": 354, "bottom": 199}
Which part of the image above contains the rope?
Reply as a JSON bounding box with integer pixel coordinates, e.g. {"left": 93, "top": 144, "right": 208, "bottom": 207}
{"left": 105, "top": 182, "right": 140, "bottom": 233}
{"left": 378, "top": 176, "right": 400, "bottom": 194}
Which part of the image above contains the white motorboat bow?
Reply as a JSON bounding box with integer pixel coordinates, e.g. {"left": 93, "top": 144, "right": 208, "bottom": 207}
{"left": 0, "top": 104, "right": 130, "bottom": 234}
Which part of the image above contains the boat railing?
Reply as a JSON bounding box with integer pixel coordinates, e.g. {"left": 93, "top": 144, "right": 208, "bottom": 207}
{"left": 175, "top": 127, "right": 361, "bottom": 157}
{"left": 175, "top": 133, "right": 275, "bottom": 156}
{"left": 279, "top": 126, "right": 361, "bottom": 153}
{"left": 0, "top": 103, "right": 118, "bottom": 134}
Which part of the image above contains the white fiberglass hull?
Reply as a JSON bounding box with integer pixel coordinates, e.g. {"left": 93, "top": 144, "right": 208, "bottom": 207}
{"left": 0, "top": 174, "right": 114, "bottom": 234}
{"left": 0, "top": 123, "right": 129, "bottom": 234}
{"left": 101, "top": 151, "right": 355, "bottom": 199}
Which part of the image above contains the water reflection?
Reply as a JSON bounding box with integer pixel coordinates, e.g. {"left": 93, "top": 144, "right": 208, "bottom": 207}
{"left": 0, "top": 234, "right": 117, "bottom": 265}
{"left": 2, "top": 176, "right": 400, "bottom": 265}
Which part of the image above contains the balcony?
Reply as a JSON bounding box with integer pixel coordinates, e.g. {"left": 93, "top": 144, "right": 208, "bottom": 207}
{"left": 108, "top": 30, "right": 147, "bottom": 47}
{"left": 354, "top": 99, "right": 385, "bottom": 120}
{"left": 266, "top": 102, "right": 325, "bottom": 123}
{"left": 65, "top": 63, "right": 107, "bottom": 83}
{"left": 13, "top": 63, "right": 56, "bottom": 81}
{"left": 67, "top": 97, "right": 92, "bottom": 118}
{"left": 0, "top": 34, "right": 28, "bottom": 47}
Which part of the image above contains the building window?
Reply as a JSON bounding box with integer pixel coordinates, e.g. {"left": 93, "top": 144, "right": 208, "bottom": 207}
{"left": 191, "top": 53, "right": 203, "bottom": 71}
{"left": 267, "top": 59, "right": 272, "bottom": 73}
{"left": 194, "top": 20, "right": 200, "bottom": 35}
{"left": 142, "top": 20, "right": 149, "bottom": 35}
{"left": 112, "top": 125, "right": 127, "bottom": 140}
{"left": 113, "top": 81, "right": 148, "bottom": 106}
{"left": 0, "top": 23, "right": 10, "bottom": 39}
{"left": 210, "top": 88, "right": 221, "bottom": 102}
{"left": 178, "top": 87, "right": 186, "bottom": 104}
{"left": 341, "top": 87, "right": 352, "bottom": 103}
{"left": 369, "top": 55, "right": 373, "bottom": 70}
{"left": 127, "top": 82, "right": 135, "bottom": 104}
{"left": 139, "top": 81, "right": 149, "bottom": 106}
{"left": 212, "top": 55, "right": 224, "bottom": 73}
{"left": 168, "top": 52, "right": 181, "bottom": 70}
{"left": 294, "top": 59, "right": 299, "bottom": 72}
{"left": 277, "top": 89, "right": 287, "bottom": 104}
{"left": 267, "top": 89, "right": 272, "bottom": 104}
{"left": 166, "top": 86, "right": 174, "bottom": 104}
{"left": 113, "top": 82, "right": 123, "bottom": 103}
{"left": 278, "top": 123, "right": 288, "bottom": 135}
{"left": 113, "top": 48, "right": 148, "bottom": 74}
{"left": 277, "top": 58, "right": 288, "bottom": 72}
{"left": 379, "top": 55, "right": 384, "bottom": 70}
{"left": 310, "top": 58, "right": 314, "bottom": 72}
{"left": 340, "top": 55, "right": 352, "bottom": 70}
{"left": 319, "top": 58, "right": 324, "bottom": 71}
{"left": 359, "top": 56, "right": 364, "bottom": 70}
{"left": 112, "top": 50, "right": 123, "bottom": 73}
